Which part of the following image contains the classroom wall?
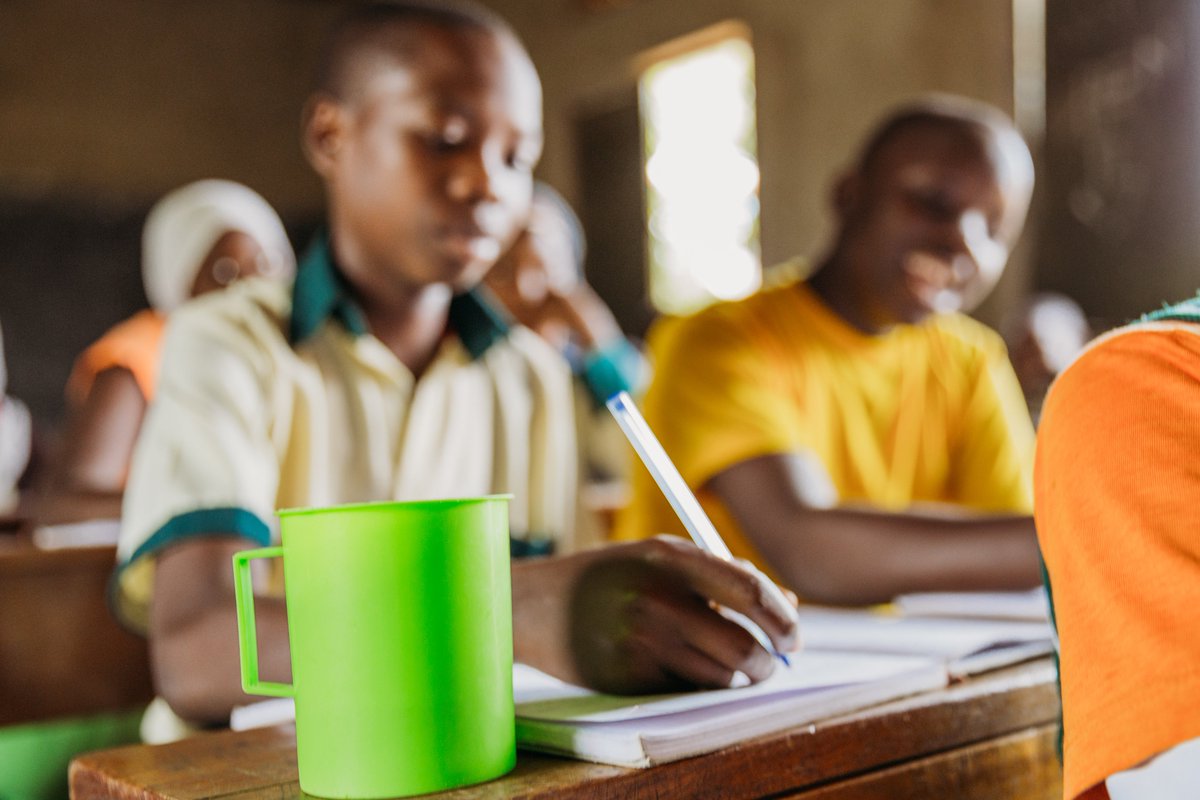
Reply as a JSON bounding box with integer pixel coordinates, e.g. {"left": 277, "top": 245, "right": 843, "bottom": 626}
{"left": 490, "top": 0, "right": 1032, "bottom": 334}
{"left": 492, "top": 0, "right": 1021, "bottom": 267}
{"left": 0, "top": 0, "right": 1029, "bottom": 426}
{"left": 0, "top": 0, "right": 339, "bottom": 425}
{"left": 0, "top": 0, "right": 338, "bottom": 218}
{"left": 1040, "top": 0, "right": 1200, "bottom": 330}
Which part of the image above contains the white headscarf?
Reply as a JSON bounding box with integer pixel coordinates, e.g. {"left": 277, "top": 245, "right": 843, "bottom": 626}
{"left": 141, "top": 180, "right": 296, "bottom": 313}
{"left": 0, "top": 321, "right": 31, "bottom": 514}
{"left": 0, "top": 319, "right": 7, "bottom": 397}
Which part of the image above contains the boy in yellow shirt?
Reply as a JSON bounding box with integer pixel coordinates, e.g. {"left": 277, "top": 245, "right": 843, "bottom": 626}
{"left": 619, "top": 96, "right": 1041, "bottom": 605}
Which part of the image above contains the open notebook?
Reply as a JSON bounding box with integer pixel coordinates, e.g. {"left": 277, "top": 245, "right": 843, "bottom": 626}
{"left": 893, "top": 587, "right": 1051, "bottom": 622}
{"left": 232, "top": 650, "right": 947, "bottom": 768}
{"left": 796, "top": 604, "right": 1055, "bottom": 679}
{"left": 230, "top": 598, "right": 1054, "bottom": 768}
{"left": 512, "top": 649, "right": 946, "bottom": 767}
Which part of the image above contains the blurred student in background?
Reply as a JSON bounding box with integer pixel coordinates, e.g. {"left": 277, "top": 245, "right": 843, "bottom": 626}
{"left": 36, "top": 180, "right": 295, "bottom": 525}
{"left": 618, "top": 95, "right": 1043, "bottom": 605}
{"left": 1001, "top": 291, "right": 1091, "bottom": 425}
{"left": 484, "top": 181, "right": 646, "bottom": 407}
{"left": 483, "top": 183, "right": 646, "bottom": 544}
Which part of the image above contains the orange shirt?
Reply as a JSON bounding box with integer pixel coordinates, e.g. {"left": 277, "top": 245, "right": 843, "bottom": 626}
{"left": 67, "top": 310, "right": 166, "bottom": 405}
{"left": 1035, "top": 321, "right": 1200, "bottom": 800}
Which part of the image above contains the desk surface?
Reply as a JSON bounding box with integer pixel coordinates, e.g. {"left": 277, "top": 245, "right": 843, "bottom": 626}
{"left": 70, "top": 658, "right": 1062, "bottom": 800}
{"left": 0, "top": 541, "right": 153, "bottom": 725}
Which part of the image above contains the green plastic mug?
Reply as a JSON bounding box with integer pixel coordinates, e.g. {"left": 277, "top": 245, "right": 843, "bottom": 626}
{"left": 232, "top": 496, "right": 515, "bottom": 799}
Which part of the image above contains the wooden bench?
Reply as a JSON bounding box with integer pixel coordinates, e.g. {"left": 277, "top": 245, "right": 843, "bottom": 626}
{"left": 0, "top": 539, "right": 153, "bottom": 725}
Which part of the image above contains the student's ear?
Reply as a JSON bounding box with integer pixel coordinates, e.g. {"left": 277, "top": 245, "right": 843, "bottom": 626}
{"left": 302, "top": 95, "right": 346, "bottom": 178}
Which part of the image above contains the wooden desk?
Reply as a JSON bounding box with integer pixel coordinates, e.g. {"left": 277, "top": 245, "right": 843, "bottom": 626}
{"left": 70, "top": 658, "right": 1062, "bottom": 800}
{"left": 0, "top": 542, "right": 153, "bottom": 725}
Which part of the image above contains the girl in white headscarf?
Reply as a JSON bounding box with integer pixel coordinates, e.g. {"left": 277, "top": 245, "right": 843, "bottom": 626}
{"left": 38, "top": 180, "right": 295, "bottom": 524}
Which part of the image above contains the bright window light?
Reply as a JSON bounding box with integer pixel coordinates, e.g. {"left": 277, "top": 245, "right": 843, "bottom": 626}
{"left": 640, "top": 32, "right": 761, "bottom": 315}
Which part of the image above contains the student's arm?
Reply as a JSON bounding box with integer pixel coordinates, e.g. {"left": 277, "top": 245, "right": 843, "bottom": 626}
{"left": 37, "top": 366, "right": 145, "bottom": 524}
{"left": 512, "top": 537, "right": 799, "bottom": 694}
{"left": 544, "top": 282, "right": 624, "bottom": 351}
{"left": 150, "top": 536, "right": 292, "bottom": 724}
{"left": 152, "top": 534, "right": 800, "bottom": 722}
{"left": 118, "top": 301, "right": 285, "bottom": 725}
{"left": 709, "top": 453, "right": 1040, "bottom": 606}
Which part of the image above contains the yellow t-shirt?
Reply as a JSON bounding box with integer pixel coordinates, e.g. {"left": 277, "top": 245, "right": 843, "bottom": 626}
{"left": 615, "top": 280, "right": 1034, "bottom": 572}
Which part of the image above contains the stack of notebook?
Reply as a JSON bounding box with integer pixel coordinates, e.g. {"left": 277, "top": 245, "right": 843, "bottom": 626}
{"left": 232, "top": 589, "right": 1055, "bottom": 769}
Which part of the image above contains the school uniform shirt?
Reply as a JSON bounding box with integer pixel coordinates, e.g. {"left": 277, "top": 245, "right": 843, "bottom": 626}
{"left": 1035, "top": 306, "right": 1200, "bottom": 800}
{"left": 614, "top": 278, "right": 1035, "bottom": 578}
{"left": 116, "top": 233, "right": 577, "bottom": 709}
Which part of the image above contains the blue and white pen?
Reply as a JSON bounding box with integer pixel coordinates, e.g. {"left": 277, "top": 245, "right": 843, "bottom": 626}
{"left": 606, "top": 391, "right": 792, "bottom": 667}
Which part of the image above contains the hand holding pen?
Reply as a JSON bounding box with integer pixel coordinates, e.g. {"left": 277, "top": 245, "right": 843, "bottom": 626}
{"left": 607, "top": 391, "right": 799, "bottom": 667}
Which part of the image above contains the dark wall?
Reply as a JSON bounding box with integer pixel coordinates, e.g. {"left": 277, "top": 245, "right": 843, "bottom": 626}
{"left": 0, "top": 196, "right": 148, "bottom": 427}
{"left": 0, "top": 196, "right": 321, "bottom": 427}
{"left": 1040, "top": 0, "right": 1200, "bottom": 329}
{"left": 0, "top": 0, "right": 342, "bottom": 428}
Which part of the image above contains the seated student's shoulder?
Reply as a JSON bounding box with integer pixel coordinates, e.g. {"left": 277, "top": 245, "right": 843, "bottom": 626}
{"left": 161, "top": 276, "right": 292, "bottom": 369}
{"left": 651, "top": 283, "right": 801, "bottom": 365}
{"left": 923, "top": 310, "right": 1011, "bottom": 362}
{"left": 1045, "top": 316, "right": 1200, "bottom": 417}
{"left": 499, "top": 322, "right": 570, "bottom": 367}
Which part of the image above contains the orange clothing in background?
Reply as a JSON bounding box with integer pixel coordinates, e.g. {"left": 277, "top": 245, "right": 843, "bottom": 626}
{"left": 66, "top": 310, "right": 166, "bottom": 405}
{"left": 1035, "top": 321, "right": 1200, "bottom": 800}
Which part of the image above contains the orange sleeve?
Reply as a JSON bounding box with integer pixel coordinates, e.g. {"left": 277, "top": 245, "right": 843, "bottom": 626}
{"left": 67, "top": 310, "right": 166, "bottom": 406}
{"left": 1035, "top": 324, "right": 1200, "bottom": 800}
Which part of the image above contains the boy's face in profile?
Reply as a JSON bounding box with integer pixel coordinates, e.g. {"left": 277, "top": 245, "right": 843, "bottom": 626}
{"left": 311, "top": 25, "right": 543, "bottom": 292}
{"left": 836, "top": 123, "right": 1031, "bottom": 329}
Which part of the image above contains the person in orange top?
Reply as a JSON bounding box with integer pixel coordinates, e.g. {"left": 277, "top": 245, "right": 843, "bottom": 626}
{"left": 37, "top": 180, "right": 295, "bottom": 524}
{"left": 617, "top": 96, "right": 1043, "bottom": 604}
{"left": 1035, "top": 299, "right": 1200, "bottom": 800}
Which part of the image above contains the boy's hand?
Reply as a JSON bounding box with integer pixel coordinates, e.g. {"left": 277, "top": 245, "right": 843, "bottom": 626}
{"left": 512, "top": 536, "right": 800, "bottom": 694}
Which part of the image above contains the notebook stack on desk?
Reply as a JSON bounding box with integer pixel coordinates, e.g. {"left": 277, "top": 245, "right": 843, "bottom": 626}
{"left": 233, "top": 590, "right": 1055, "bottom": 769}
{"left": 511, "top": 649, "right": 947, "bottom": 767}
{"left": 233, "top": 650, "right": 949, "bottom": 769}
{"left": 794, "top": 602, "right": 1055, "bottom": 681}
{"left": 511, "top": 593, "right": 1055, "bottom": 767}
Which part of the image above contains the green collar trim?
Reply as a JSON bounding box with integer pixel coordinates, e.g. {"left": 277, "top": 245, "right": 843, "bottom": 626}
{"left": 1140, "top": 293, "right": 1200, "bottom": 325}
{"left": 289, "top": 230, "right": 510, "bottom": 360}
{"left": 449, "top": 290, "right": 511, "bottom": 360}
{"left": 290, "top": 229, "right": 368, "bottom": 344}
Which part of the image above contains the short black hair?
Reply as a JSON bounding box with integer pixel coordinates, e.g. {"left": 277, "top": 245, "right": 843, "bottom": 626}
{"left": 855, "top": 95, "right": 1024, "bottom": 177}
{"left": 313, "top": 0, "right": 516, "bottom": 102}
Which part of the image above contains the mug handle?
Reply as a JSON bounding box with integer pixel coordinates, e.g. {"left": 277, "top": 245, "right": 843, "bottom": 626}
{"left": 232, "top": 547, "right": 294, "bottom": 698}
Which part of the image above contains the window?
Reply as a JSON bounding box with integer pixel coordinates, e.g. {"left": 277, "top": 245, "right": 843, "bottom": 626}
{"left": 639, "top": 24, "right": 761, "bottom": 315}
